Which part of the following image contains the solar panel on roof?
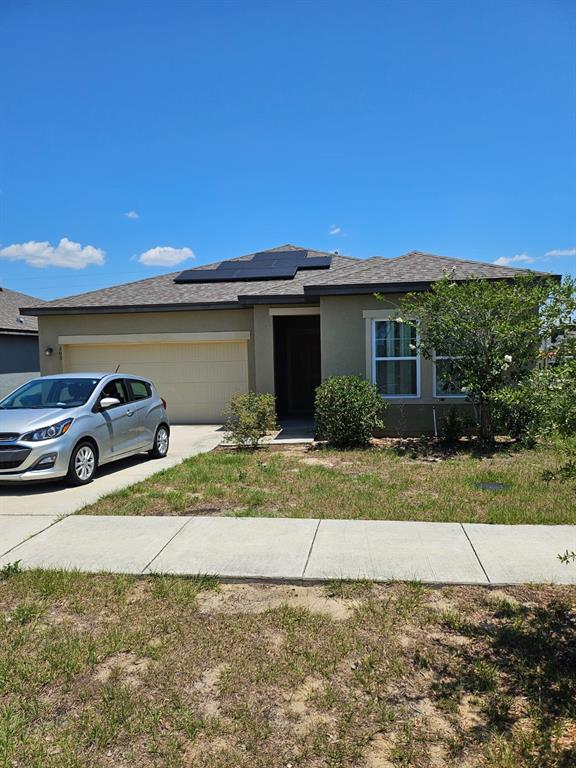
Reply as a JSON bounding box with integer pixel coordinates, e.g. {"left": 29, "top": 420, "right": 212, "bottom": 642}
{"left": 175, "top": 250, "right": 332, "bottom": 284}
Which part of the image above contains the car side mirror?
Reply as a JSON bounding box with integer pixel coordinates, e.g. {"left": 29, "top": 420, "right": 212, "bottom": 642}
{"left": 100, "top": 396, "right": 120, "bottom": 410}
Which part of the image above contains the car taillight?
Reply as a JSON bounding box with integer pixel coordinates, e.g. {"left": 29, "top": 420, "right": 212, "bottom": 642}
{"left": 161, "top": 398, "right": 167, "bottom": 410}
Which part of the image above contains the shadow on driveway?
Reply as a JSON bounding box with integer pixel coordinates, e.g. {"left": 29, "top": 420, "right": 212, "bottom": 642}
{"left": 0, "top": 452, "right": 153, "bottom": 497}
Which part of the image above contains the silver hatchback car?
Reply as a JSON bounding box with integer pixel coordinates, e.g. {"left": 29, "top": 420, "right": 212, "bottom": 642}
{"left": 0, "top": 373, "right": 170, "bottom": 485}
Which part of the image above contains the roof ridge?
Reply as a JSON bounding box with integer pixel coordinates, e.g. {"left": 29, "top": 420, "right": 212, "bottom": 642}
{"left": 187, "top": 244, "right": 360, "bottom": 272}
{"left": 0, "top": 286, "right": 42, "bottom": 302}
{"left": 395, "top": 250, "right": 543, "bottom": 274}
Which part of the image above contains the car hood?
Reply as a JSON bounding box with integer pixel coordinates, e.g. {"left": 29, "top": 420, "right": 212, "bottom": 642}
{"left": 0, "top": 408, "right": 77, "bottom": 435}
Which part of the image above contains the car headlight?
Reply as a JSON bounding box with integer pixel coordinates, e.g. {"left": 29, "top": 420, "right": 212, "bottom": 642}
{"left": 22, "top": 418, "right": 73, "bottom": 442}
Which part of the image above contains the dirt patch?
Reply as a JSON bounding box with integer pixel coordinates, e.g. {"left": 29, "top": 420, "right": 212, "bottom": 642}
{"left": 94, "top": 652, "right": 151, "bottom": 688}
{"left": 459, "top": 694, "right": 486, "bottom": 730}
{"left": 298, "top": 456, "right": 339, "bottom": 468}
{"left": 192, "top": 663, "right": 229, "bottom": 717}
{"left": 286, "top": 676, "right": 324, "bottom": 716}
{"left": 363, "top": 734, "right": 394, "bottom": 768}
{"left": 414, "top": 698, "right": 452, "bottom": 737}
{"left": 197, "top": 583, "right": 355, "bottom": 621}
{"left": 126, "top": 581, "right": 150, "bottom": 604}
{"left": 184, "top": 735, "right": 241, "bottom": 763}
{"left": 298, "top": 454, "right": 365, "bottom": 475}
{"left": 283, "top": 676, "right": 336, "bottom": 737}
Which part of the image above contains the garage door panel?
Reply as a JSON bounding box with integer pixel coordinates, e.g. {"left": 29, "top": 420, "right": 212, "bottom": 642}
{"left": 123, "top": 342, "right": 244, "bottom": 363}
{"left": 63, "top": 340, "right": 249, "bottom": 424}
{"left": 129, "top": 362, "right": 247, "bottom": 383}
{"left": 157, "top": 382, "right": 248, "bottom": 403}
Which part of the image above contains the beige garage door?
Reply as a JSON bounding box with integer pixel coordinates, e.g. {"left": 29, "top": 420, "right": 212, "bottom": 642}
{"left": 63, "top": 341, "right": 249, "bottom": 423}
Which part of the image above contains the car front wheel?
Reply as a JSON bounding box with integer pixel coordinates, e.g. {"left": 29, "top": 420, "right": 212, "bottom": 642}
{"left": 149, "top": 425, "right": 169, "bottom": 459}
{"left": 67, "top": 442, "right": 97, "bottom": 486}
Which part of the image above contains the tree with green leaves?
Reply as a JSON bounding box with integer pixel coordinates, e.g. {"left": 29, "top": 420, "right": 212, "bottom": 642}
{"left": 393, "top": 274, "right": 576, "bottom": 445}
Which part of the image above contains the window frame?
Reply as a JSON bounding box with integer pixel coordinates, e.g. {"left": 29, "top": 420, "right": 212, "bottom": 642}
{"left": 371, "top": 318, "right": 421, "bottom": 399}
{"left": 126, "top": 378, "right": 152, "bottom": 402}
{"left": 432, "top": 353, "right": 467, "bottom": 399}
{"left": 96, "top": 378, "right": 130, "bottom": 410}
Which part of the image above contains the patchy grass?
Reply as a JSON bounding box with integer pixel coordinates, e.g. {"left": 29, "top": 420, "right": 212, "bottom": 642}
{"left": 82, "top": 445, "right": 575, "bottom": 524}
{"left": 0, "top": 570, "right": 575, "bottom": 767}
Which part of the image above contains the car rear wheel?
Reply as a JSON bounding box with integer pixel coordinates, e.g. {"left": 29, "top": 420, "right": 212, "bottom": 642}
{"left": 149, "top": 425, "right": 169, "bottom": 459}
{"left": 67, "top": 442, "right": 97, "bottom": 486}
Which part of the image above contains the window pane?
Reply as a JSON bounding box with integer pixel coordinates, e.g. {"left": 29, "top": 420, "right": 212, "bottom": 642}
{"left": 128, "top": 380, "right": 151, "bottom": 401}
{"left": 375, "top": 360, "right": 418, "bottom": 396}
{"left": 375, "top": 321, "right": 416, "bottom": 357}
{"left": 100, "top": 379, "right": 128, "bottom": 404}
{"left": 435, "top": 358, "right": 462, "bottom": 396}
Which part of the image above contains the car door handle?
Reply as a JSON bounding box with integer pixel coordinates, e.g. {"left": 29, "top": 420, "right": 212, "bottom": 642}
{"left": 126, "top": 409, "right": 134, "bottom": 417}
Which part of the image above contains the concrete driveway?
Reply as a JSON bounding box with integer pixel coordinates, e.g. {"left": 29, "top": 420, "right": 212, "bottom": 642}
{"left": 0, "top": 425, "right": 223, "bottom": 518}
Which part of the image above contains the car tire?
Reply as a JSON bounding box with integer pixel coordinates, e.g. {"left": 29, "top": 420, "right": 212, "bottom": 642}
{"left": 149, "top": 425, "right": 170, "bottom": 459}
{"left": 67, "top": 441, "right": 97, "bottom": 486}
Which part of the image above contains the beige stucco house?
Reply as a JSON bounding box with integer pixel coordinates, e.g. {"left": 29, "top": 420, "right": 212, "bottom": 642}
{"left": 20, "top": 245, "right": 538, "bottom": 435}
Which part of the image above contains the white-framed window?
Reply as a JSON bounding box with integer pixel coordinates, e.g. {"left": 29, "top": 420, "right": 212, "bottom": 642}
{"left": 433, "top": 354, "right": 466, "bottom": 398}
{"left": 372, "top": 319, "right": 420, "bottom": 398}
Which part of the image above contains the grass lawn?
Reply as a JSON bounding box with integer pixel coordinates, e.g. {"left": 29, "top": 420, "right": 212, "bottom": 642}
{"left": 82, "top": 444, "right": 575, "bottom": 524}
{"left": 1, "top": 569, "right": 574, "bottom": 767}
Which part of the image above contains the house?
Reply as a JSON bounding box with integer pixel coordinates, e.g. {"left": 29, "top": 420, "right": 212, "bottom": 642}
{"left": 20, "top": 245, "right": 548, "bottom": 434}
{"left": 0, "top": 286, "right": 40, "bottom": 397}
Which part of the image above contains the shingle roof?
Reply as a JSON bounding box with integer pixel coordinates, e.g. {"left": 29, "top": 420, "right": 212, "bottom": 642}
{"left": 0, "top": 287, "right": 39, "bottom": 333}
{"left": 21, "top": 245, "right": 555, "bottom": 316}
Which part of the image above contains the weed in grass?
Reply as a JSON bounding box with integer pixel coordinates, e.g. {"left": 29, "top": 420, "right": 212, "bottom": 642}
{"left": 7, "top": 602, "right": 43, "bottom": 625}
{"left": 441, "top": 609, "right": 477, "bottom": 635}
{"left": 325, "top": 579, "right": 374, "bottom": 599}
{"left": 0, "top": 706, "right": 23, "bottom": 768}
{"left": 150, "top": 574, "right": 218, "bottom": 602}
{"left": 0, "top": 562, "right": 21, "bottom": 580}
{"left": 468, "top": 660, "right": 499, "bottom": 693}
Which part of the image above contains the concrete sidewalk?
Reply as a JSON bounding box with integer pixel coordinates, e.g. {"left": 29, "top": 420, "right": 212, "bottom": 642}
{"left": 1, "top": 515, "right": 575, "bottom": 585}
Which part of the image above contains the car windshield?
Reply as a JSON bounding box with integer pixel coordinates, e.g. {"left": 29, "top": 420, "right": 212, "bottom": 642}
{"left": 0, "top": 378, "right": 100, "bottom": 409}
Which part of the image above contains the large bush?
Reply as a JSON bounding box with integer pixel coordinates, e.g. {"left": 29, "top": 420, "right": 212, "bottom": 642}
{"left": 397, "top": 274, "right": 576, "bottom": 445}
{"left": 315, "top": 376, "right": 384, "bottom": 448}
{"left": 491, "top": 385, "right": 542, "bottom": 445}
{"left": 224, "top": 392, "right": 277, "bottom": 448}
{"left": 492, "top": 357, "right": 576, "bottom": 443}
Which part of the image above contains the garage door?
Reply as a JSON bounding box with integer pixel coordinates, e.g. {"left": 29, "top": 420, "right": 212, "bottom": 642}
{"left": 63, "top": 341, "right": 249, "bottom": 423}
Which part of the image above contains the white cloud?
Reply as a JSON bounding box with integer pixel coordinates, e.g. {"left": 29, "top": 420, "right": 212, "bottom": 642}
{"left": 124, "top": 210, "right": 140, "bottom": 220}
{"left": 545, "top": 248, "right": 576, "bottom": 257}
{"left": 493, "top": 252, "right": 535, "bottom": 267}
{"left": 0, "top": 237, "right": 105, "bottom": 269}
{"left": 329, "top": 225, "right": 342, "bottom": 235}
{"left": 138, "top": 246, "right": 194, "bottom": 267}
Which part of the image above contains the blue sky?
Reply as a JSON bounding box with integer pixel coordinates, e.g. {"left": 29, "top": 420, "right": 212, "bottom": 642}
{"left": 0, "top": 0, "right": 574, "bottom": 300}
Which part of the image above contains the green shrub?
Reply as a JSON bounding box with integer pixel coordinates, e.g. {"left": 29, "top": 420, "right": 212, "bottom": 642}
{"left": 539, "top": 360, "right": 576, "bottom": 437}
{"left": 491, "top": 385, "right": 542, "bottom": 444}
{"left": 224, "top": 392, "right": 277, "bottom": 448}
{"left": 439, "top": 407, "right": 466, "bottom": 444}
{"left": 490, "top": 357, "right": 576, "bottom": 444}
{"left": 315, "top": 376, "right": 384, "bottom": 448}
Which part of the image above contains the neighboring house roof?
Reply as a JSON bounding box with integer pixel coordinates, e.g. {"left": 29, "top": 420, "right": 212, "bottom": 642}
{"left": 0, "top": 287, "right": 39, "bottom": 334}
{"left": 20, "top": 244, "right": 557, "bottom": 316}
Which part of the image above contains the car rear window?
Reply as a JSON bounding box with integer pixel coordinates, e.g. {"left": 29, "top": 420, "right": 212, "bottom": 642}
{"left": 127, "top": 379, "right": 152, "bottom": 401}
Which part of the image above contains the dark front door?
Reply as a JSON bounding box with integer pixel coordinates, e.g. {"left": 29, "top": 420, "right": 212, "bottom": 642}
{"left": 274, "top": 315, "right": 321, "bottom": 417}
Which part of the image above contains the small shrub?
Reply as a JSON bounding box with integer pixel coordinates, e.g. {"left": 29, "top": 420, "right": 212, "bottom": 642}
{"left": 314, "top": 376, "right": 384, "bottom": 448}
{"left": 224, "top": 392, "right": 277, "bottom": 449}
{"left": 440, "top": 407, "right": 465, "bottom": 444}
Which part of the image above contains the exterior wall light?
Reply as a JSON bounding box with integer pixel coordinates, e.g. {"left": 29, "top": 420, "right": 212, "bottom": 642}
{"left": 44, "top": 347, "right": 54, "bottom": 357}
